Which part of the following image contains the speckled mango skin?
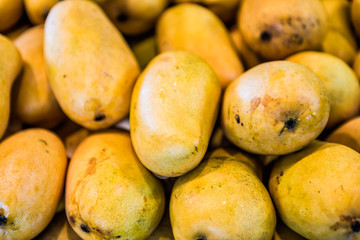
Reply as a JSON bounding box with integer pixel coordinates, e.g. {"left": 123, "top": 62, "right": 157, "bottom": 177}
{"left": 238, "top": 0, "right": 327, "bottom": 60}
{"left": 14, "top": 25, "right": 65, "bottom": 128}
{"left": 156, "top": 3, "right": 243, "bottom": 89}
{"left": 130, "top": 51, "right": 221, "bottom": 177}
{"left": 0, "top": 35, "right": 22, "bottom": 139}
{"left": 44, "top": 0, "right": 140, "bottom": 130}
{"left": 286, "top": 51, "right": 360, "bottom": 130}
{"left": 269, "top": 141, "right": 360, "bottom": 240}
{"left": 65, "top": 131, "right": 165, "bottom": 240}
{"left": 221, "top": 61, "right": 330, "bottom": 155}
{"left": 170, "top": 148, "right": 276, "bottom": 240}
{"left": 0, "top": 129, "right": 67, "bottom": 240}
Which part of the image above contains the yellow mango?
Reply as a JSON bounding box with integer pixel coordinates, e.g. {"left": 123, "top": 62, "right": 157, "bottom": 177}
{"left": 156, "top": 3, "right": 244, "bottom": 89}
{"left": 65, "top": 131, "right": 165, "bottom": 239}
{"left": 130, "top": 51, "right": 221, "bottom": 177}
{"left": 0, "top": 0, "right": 23, "bottom": 32}
{"left": 170, "top": 148, "right": 276, "bottom": 239}
{"left": 0, "top": 128, "right": 67, "bottom": 240}
{"left": 14, "top": 25, "right": 65, "bottom": 128}
{"left": 24, "top": 0, "right": 59, "bottom": 25}
{"left": 44, "top": 0, "right": 140, "bottom": 130}
{"left": 0, "top": 35, "right": 22, "bottom": 140}
{"left": 269, "top": 141, "right": 360, "bottom": 239}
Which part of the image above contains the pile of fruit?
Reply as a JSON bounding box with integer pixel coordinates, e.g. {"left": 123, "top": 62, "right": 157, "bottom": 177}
{"left": 1, "top": 0, "right": 360, "bottom": 239}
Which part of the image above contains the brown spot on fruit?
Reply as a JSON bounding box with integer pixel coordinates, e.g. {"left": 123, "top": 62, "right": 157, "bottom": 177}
{"left": 279, "top": 117, "right": 297, "bottom": 135}
{"left": 351, "top": 221, "right": 360, "bottom": 232}
{"left": 195, "top": 235, "right": 208, "bottom": 240}
{"left": 69, "top": 215, "right": 75, "bottom": 225}
{"left": 260, "top": 31, "right": 272, "bottom": 42}
{"left": 143, "top": 196, "right": 147, "bottom": 202}
{"left": 276, "top": 170, "right": 284, "bottom": 184}
{"left": 0, "top": 214, "right": 7, "bottom": 226}
{"left": 250, "top": 97, "right": 261, "bottom": 112}
{"left": 235, "top": 114, "right": 240, "bottom": 124}
{"left": 80, "top": 223, "right": 91, "bottom": 233}
{"left": 94, "top": 113, "right": 106, "bottom": 121}
{"left": 85, "top": 157, "right": 97, "bottom": 176}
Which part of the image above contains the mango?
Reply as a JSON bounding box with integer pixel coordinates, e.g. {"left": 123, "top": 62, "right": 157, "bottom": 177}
{"left": 65, "top": 131, "right": 165, "bottom": 239}
{"left": 44, "top": 0, "right": 140, "bottom": 130}
{"left": 0, "top": 35, "right": 22, "bottom": 140}
{"left": 0, "top": 0, "right": 23, "bottom": 32}
{"left": 130, "top": 51, "right": 221, "bottom": 177}
{"left": 170, "top": 148, "right": 276, "bottom": 240}
{"left": 14, "top": 25, "right": 65, "bottom": 128}
{"left": 269, "top": 141, "right": 360, "bottom": 239}
{"left": 156, "top": 3, "right": 243, "bottom": 88}
{"left": 0, "top": 128, "right": 67, "bottom": 240}
{"left": 24, "top": 0, "right": 59, "bottom": 25}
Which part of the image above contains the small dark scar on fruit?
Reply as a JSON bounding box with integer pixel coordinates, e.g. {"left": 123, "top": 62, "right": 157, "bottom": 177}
{"left": 195, "top": 234, "right": 208, "bottom": 240}
{"left": 69, "top": 216, "right": 75, "bottom": 225}
{"left": 260, "top": 31, "right": 272, "bottom": 42}
{"left": 0, "top": 214, "right": 7, "bottom": 226}
{"left": 80, "top": 223, "right": 91, "bottom": 233}
{"left": 116, "top": 236, "right": 121, "bottom": 239}
{"left": 351, "top": 221, "right": 360, "bottom": 232}
{"left": 94, "top": 113, "right": 106, "bottom": 121}
{"left": 235, "top": 114, "right": 240, "bottom": 124}
{"left": 276, "top": 171, "right": 284, "bottom": 184}
{"left": 39, "top": 139, "right": 48, "bottom": 145}
{"left": 195, "top": 146, "right": 198, "bottom": 152}
{"left": 63, "top": 74, "right": 67, "bottom": 78}
{"left": 95, "top": 228, "right": 103, "bottom": 234}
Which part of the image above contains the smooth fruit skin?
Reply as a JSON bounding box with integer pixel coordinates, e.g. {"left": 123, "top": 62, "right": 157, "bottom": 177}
{"left": 170, "top": 148, "right": 276, "bottom": 240}
{"left": 157, "top": 3, "right": 244, "bottom": 89}
{"left": 222, "top": 61, "right": 330, "bottom": 155}
{"left": 0, "top": 35, "right": 22, "bottom": 140}
{"left": 0, "top": 0, "right": 23, "bottom": 32}
{"left": 0, "top": 128, "right": 67, "bottom": 240}
{"left": 286, "top": 51, "right": 360, "bottom": 130}
{"left": 65, "top": 131, "right": 165, "bottom": 240}
{"left": 239, "top": 0, "right": 327, "bottom": 60}
{"left": 269, "top": 141, "right": 360, "bottom": 240}
{"left": 14, "top": 25, "right": 65, "bottom": 128}
{"left": 44, "top": 0, "right": 140, "bottom": 130}
{"left": 130, "top": 51, "right": 221, "bottom": 177}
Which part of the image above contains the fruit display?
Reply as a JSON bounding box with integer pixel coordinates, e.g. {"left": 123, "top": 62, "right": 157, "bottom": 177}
{"left": 1, "top": 0, "right": 360, "bottom": 239}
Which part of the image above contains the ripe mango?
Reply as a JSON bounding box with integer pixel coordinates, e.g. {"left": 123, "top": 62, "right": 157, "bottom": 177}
{"left": 44, "top": 0, "right": 140, "bottom": 130}
{"left": 0, "top": 0, "right": 23, "bottom": 32}
{"left": 156, "top": 3, "right": 243, "bottom": 88}
{"left": 0, "top": 35, "right": 22, "bottom": 140}
{"left": 14, "top": 25, "right": 65, "bottom": 128}
{"left": 130, "top": 51, "right": 221, "bottom": 177}
{"left": 65, "top": 131, "right": 165, "bottom": 239}
{"left": 170, "top": 148, "right": 276, "bottom": 240}
{"left": 0, "top": 128, "right": 67, "bottom": 240}
{"left": 269, "top": 141, "right": 360, "bottom": 239}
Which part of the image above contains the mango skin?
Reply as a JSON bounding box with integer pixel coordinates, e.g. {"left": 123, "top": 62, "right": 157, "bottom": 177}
{"left": 170, "top": 148, "right": 276, "bottom": 240}
{"left": 0, "top": 0, "right": 23, "bottom": 32}
{"left": 44, "top": 0, "right": 140, "bottom": 130}
{"left": 0, "top": 35, "right": 22, "bottom": 139}
{"left": 222, "top": 61, "right": 330, "bottom": 155}
{"left": 14, "top": 25, "right": 65, "bottom": 128}
{"left": 65, "top": 131, "right": 165, "bottom": 240}
{"left": 269, "top": 141, "right": 360, "bottom": 240}
{"left": 0, "top": 128, "right": 68, "bottom": 240}
{"left": 239, "top": 0, "right": 327, "bottom": 60}
{"left": 24, "top": 0, "right": 59, "bottom": 25}
{"left": 130, "top": 51, "right": 221, "bottom": 177}
{"left": 286, "top": 51, "right": 360, "bottom": 130}
{"left": 156, "top": 3, "right": 243, "bottom": 89}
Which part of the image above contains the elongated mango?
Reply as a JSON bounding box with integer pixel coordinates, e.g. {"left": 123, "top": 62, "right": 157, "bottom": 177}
{"left": 44, "top": 0, "right": 139, "bottom": 130}
{"left": 0, "top": 128, "right": 67, "bottom": 240}
{"left": 130, "top": 51, "right": 221, "bottom": 177}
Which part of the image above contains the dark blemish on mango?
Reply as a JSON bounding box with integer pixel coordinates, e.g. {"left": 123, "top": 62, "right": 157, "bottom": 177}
{"left": 39, "top": 139, "right": 48, "bottom": 145}
{"left": 63, "top": 74, "right": 67, "bottom": 78}
{"left": 195, "top": 234, "right": 208, "bottom": 240}
{"left": 302, "top": 23, "right": 307, "bottom": 29}
{"left": 279, "top": 118, "right": 297, "bottom": 135}
{"left": 95, "top": 228, "right": 103, "bottom": 234}
{"left": 117, "top": 13, "right": 128, "bottom": 22}
{"left": 289, "top": 34, "right": 303, "bottom": 45}
{"left": 116, "top": 236, "right": 121, "bottom": 239}
{"left": 143, "top": 196, "right": 147, "bottom": 202}
{"left": 260, "top": 31, "right": 272, "bottom": 42}
{"left": 241, "top": 123, "right": 244, "bottom": 126}
{"left": 276, "top": 171, "right": 284, "bottom": 184}
{"left": 0, "top": 214, "right": 7, "bottom": 226}
{"left": 94, "top": 113, "right": 106, "bottom": 121}
{"left": 80, "top": 223, "right": 91, "bottom": 233}
{"left": 69, "top": 216, "right": 75, "bottom": 225}
{"left": 195, "top": 146, "right": 198, "bottom": 152}
{"left": 351, "top": 221, "right": 360, "bottom": 232}
{"left": 235, "top": 114, "right": 240, "bottom": 124}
